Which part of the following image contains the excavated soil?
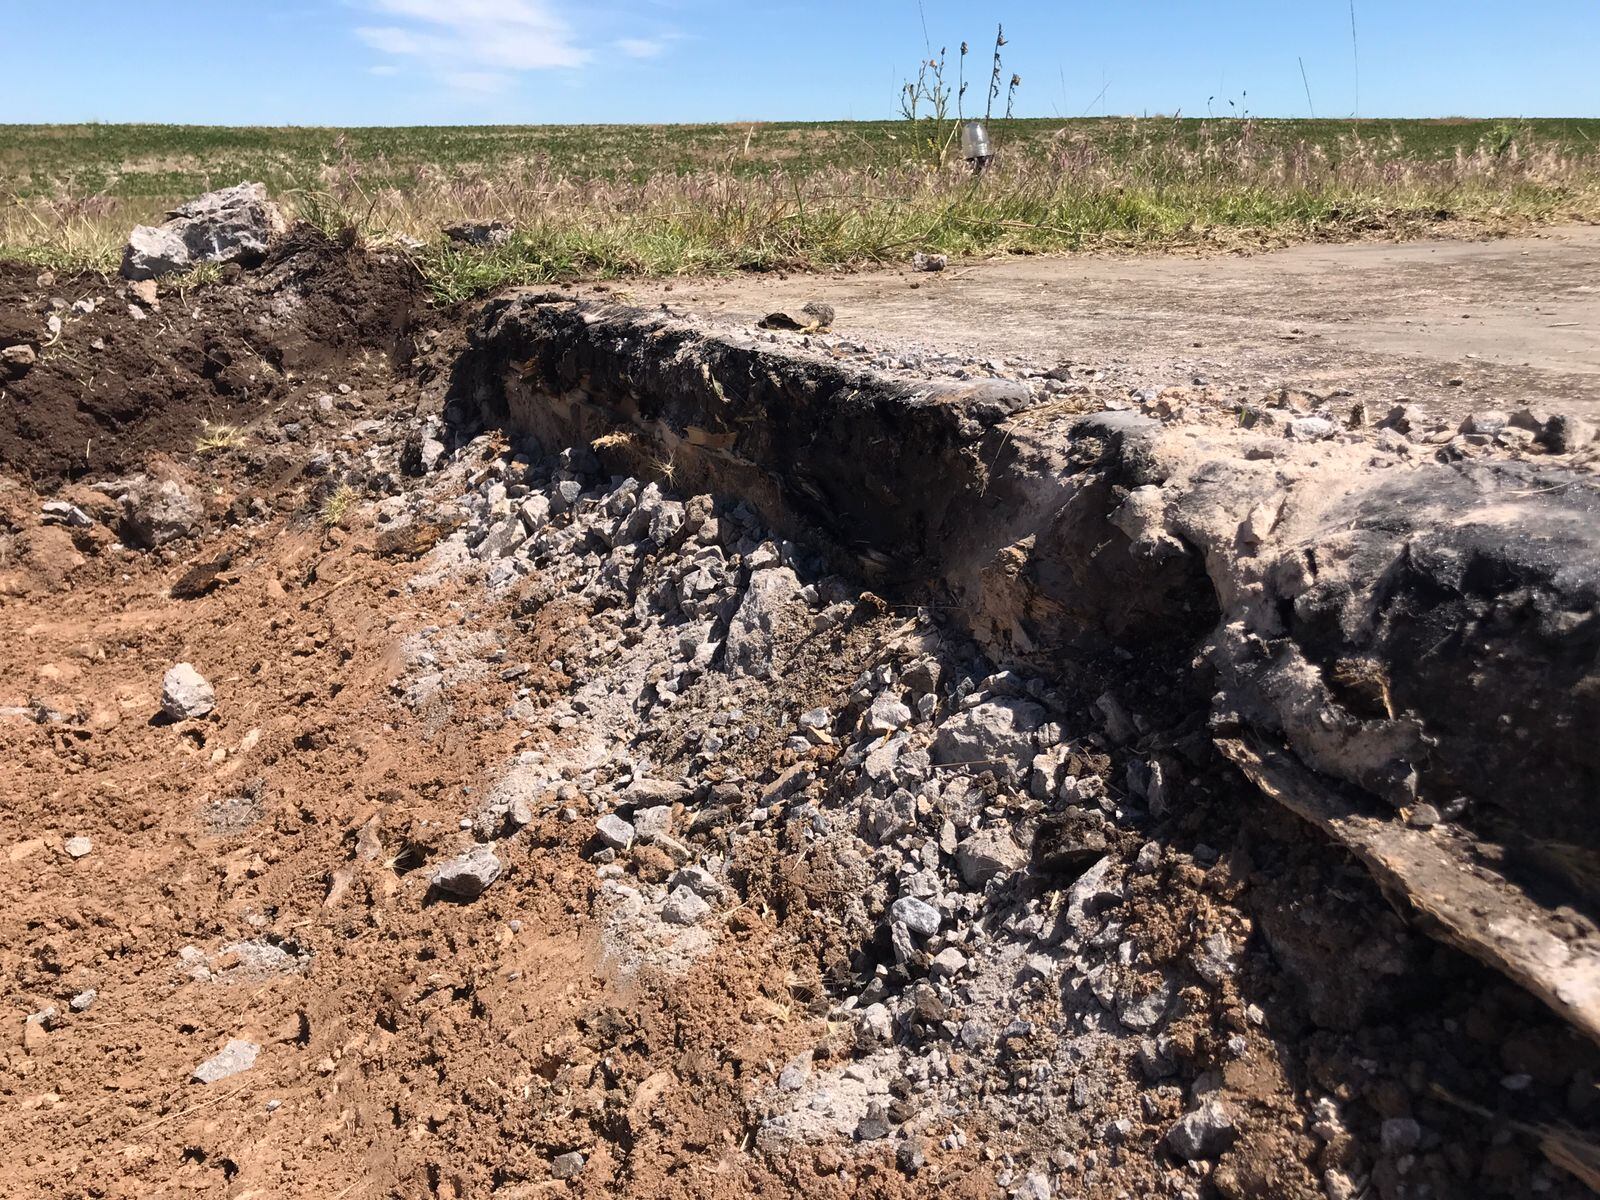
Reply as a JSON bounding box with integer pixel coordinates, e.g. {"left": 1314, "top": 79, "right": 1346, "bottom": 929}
{"left": 0, "top": 229, "right": 424, "bottom": 485}
{"left": 3, "top": 243, "right": 1600, "bottom": 1200}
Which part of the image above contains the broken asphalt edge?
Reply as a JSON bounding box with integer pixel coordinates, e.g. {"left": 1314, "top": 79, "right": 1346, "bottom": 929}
{"left": 446, "top": 291, "right": 1600, "bottom": 1043}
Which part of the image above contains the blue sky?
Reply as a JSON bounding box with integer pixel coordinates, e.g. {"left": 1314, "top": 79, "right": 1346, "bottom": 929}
{"left": 5, "top": 1, "right": 1597, "bottom": 125}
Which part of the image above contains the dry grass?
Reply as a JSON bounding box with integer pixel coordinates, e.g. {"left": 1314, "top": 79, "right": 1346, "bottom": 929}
{"left": 318, "top": 484, "right": 357, "bottom": 529}
{"left": 194, "top": 423, "right": 247, "bottom": 455}
{"left": 591, "top": 429, "right": 679, "bottom": 486}
{"left": 4, "top": 118, "right": 1598, "bottom": 301}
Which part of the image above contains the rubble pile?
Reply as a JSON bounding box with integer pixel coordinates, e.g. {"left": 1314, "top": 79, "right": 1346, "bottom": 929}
{"left": 372, "top": 425, "right": 1600, "bottom": 1198}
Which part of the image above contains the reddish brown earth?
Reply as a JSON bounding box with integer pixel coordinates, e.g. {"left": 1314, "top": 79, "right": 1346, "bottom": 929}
{"left": 0, "top": 508, "right": 941, "bottom": 1199}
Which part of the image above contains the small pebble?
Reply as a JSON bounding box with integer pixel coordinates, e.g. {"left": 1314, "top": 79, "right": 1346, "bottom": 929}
{"left": 1408, "top": 803, "right": 1440, "bottom": 829}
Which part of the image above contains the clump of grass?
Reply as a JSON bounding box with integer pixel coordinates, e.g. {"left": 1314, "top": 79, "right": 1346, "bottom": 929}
{"left": 319, "top": 483, "right": 357, "bottom": 529}
{"left": 592, "top": 429, "right": 679, "bottom": 486}
{"left": 1, "top": 188, "right": 124, "bottom": 272}
{"left": 195, "top": 422, "right": 247, "bottom": 455}
{"left": 171, "top": 261, "right": 223, "bottom": 291}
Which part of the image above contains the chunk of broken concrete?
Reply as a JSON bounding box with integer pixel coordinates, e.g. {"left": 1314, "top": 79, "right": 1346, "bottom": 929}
{"left": 866, "top": 693, "right": 913, "bottom": 734}
{"left": 929, "top": 947, "right": 968, "bottom": 978}
{"left": 122, "top": 225, "right": 190, "bottom": 281}
{"left": 662, "top": 884, "right": 711, "bottom": 926}
{"left": 41, "top": 501, "right": 93, "bottom": 528}
{"left": 632, "top": 804, "right": 675, "bottom": 843}
{"left": 116, "top": 476, "right": 202, "bottom": 549}
{"left": 122, "top": 183, "right": 286, "bottom": 280}
{"left": 955, "top": 827, "right": 1027, "bottom": 887}
{"left": 1165, "top": 1100, "right": 1237, "bottom": 1161}
{"left": 889, "top": 896, "right": 941, "bottom": 938}
{"left": 430, "top": 844, "right": 503, "bottom": 899}
{"left": 595, "top": 814, "right": 636, "bottom": 852}
{"left": 161, "top": 663, "right": 215, "bottom": 720}
{"left": 931, "top": 698, "right": 1044, "bottom": 774}
{"left": 192, "top": 1038, "right": 260, "bottom": 1084}
{"left": 724, "top": 567, "right": 801, "bottom": 679}
{"left": 1064, "top": 856, "right": 1124, "bottom": 931}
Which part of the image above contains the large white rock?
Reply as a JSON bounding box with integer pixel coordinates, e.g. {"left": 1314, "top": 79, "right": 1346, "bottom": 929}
{"left": 931, "top": 698, "right": 1045, "bottom": 774}
{"left": 724, "top": 566, "right": 801, "bottom": 679}
{"left": 161, "top": 663, "right": 215, "bottom": 720}
{"left": 122, "top": 183, "right": 286, "bottom": 280}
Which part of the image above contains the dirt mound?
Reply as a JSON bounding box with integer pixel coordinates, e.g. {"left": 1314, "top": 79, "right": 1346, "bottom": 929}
{"left": 0, "top": 227, "right": 424, "bottom": 485}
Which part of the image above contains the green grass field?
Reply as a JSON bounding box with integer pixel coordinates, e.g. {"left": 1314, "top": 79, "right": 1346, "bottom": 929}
{"left": 4, "top": 118, "right": 1598, "bottom": 300}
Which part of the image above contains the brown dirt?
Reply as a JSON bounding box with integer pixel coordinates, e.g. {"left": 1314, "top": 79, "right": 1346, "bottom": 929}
{"left": 0, "top": 412, "right": 902, "bottom": 1200}
{"left": 0, "top": 226, "right": 425, "bottom": 486}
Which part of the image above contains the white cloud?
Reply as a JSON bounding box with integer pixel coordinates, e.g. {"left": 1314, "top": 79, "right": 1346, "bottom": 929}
{"left": 615, "top": 37, "right": 665, "bottom": 59}
{"left": 356, "top": 0, "right": 591, "bottom": 93}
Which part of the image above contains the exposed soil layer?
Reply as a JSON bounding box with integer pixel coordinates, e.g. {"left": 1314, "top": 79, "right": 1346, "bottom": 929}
{"left": 4, "top": 243, "right": 1600, "bottom": 1200}
{"left": 0, "top": 227, "right": 425, "bottom": 485}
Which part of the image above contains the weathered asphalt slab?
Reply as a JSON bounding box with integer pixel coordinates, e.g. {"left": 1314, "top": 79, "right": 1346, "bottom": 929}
{"left": 609, "top": 225, "right": 1600, "bottom": 419}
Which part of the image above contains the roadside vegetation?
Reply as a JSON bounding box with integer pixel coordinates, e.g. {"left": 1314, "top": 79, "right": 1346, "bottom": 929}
{"left": 4, "top": 116, "right": 1599, "bottom": 302}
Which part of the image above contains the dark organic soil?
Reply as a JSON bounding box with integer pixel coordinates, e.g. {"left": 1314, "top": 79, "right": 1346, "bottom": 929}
{"left": 0, "top": 227, "right": 425, "bottom": 486}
